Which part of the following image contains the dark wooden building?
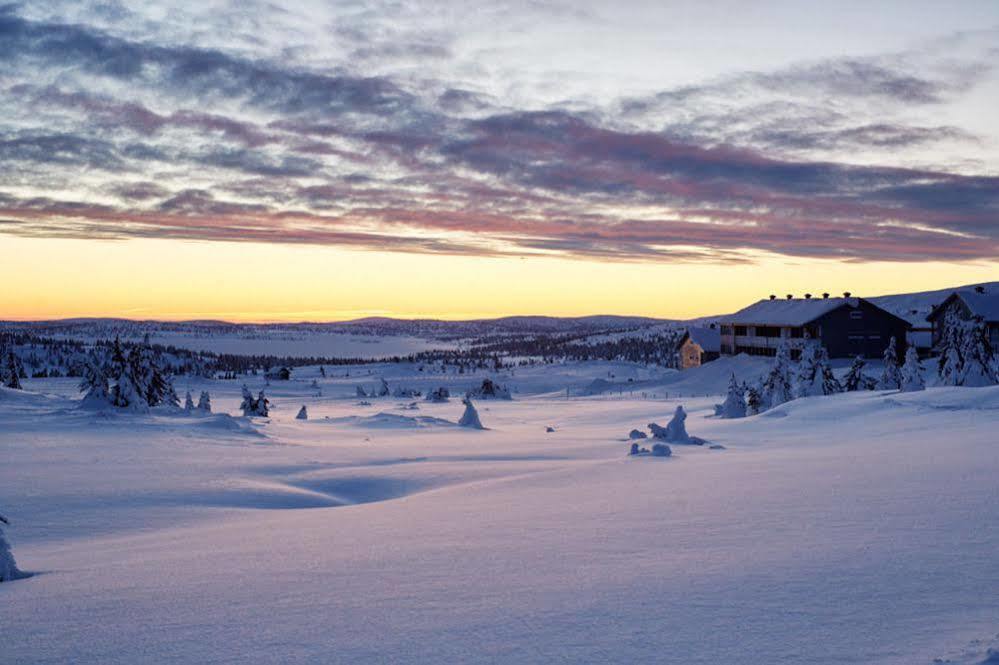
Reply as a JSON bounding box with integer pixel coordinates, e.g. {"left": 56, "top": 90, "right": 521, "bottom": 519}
{"left": 926, "top": 287, "right": 999, "bottom": 353}
{"left": 720, "top": 295, "right": 911, "bottom": 360}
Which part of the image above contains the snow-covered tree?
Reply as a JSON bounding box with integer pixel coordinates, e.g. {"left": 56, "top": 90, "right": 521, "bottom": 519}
{"left": 2, "top": 350, "right": 24, "bottom": 389}
{"left": 296, "top": 405, "right": 308, "bottom": 420}
{"left": 720, "top": 374, "right": 746, "bottom": 419}
{"left": 745, "top": 387, "right": 762, "bottom": 415}
{"left": 936, "top": 310, "right": 964, "bottom": 386}
{"left": 960, "top": 317, "right": 998, "bottom": 387}
{"left": 877, "top": 337, "right": 902, "bottom": 390}
{"left": 239, "top": 385, "right": 256, "bottom": 416}
{"left": 650, "top": 405, "right": 692, "bottom": 443}
{"left": 78, "top": 356, "right": 111, "bottom": 407}
{"left": 356, "top": 385, "right": 368, "bottom": 398}
{"left": 814, "top": 347, "right": 842, "bottom": 395}
{"left": 0, "top": 514, "right": 24, "bottom": 582}
{"left": 254, "top": 390, "right": 270, "bottom": 417}
{"left": 760, "top": 343, "right": 794, "bottom": 409}
{"left": 458, "top": 397, "right": 484, "bottom": 429}
{"left": 900, "top": 346, "right": 925, "bottom": 392}
{"left": 377, "top": 378, "right": 390, "bottom": 397}
{"left": 197, "top": 391, "right": 212, "bottom": 413}
{"left": 843, "top": 356, "right": 873, "bottom": 392}
{"left": 184, "top": 391, "right": 195, "bottom": 412}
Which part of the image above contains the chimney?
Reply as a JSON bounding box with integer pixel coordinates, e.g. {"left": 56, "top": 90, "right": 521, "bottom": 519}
{"left": 975, "top": 285, "right": 985, "bottom": 294}
{"left": 804, "top": 293, "right": 812, "bottom": 299}
{"left": 822, "top": 292, "right": 830, "bottom": 299}
{"left": 843, "top": 291, "right": 852, "bottom": 298}
{"left": 786, "top": 294, "right": 793, "bottom": 300}
{"left": 769, "top": 294, "right": 777, "bottom": 300}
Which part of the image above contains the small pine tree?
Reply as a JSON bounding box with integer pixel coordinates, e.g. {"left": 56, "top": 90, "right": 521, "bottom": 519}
{"left": 815, "top": 347, "right": 842, "bottom": 395}
{"left": 239, "top": 385, "right": 256, "bottom": 416}
{"left": 937, "top": 310, "right": 964, "bottom": 386}
{"left": 843, "top": 356, "right": 872, "bottom": 391}
{"left": 458, "top": 397, "right": 484, "bottom": 429}
{"left": 197, "top": 391, "right": 211, "bottom": 413}
{"left": 79, "top": 356, "right": 110, "bottom": 406}
{"left": 960, "top": 318, "right": 998, "bottom": 386}
{"left": 900, "top": 346, "right": 925, "bottom": 392}
{"left": 296, "top": 405, "right": 308, "bottom": 420}
{"left": 760, "top": 343, "right": 794, "bottom": 409}
{"left": 746, "top": 387, "right": 762, "bottom": 415}
{"left": 184, "top": 391, "right": 195, "bottom": 412}
{"left": 3, "top": 351, "right": 23, "bottom": 389}
{"left": 878, "top": 337, "right": 902, "bottom": 390}
{"left": 0, "top": 514, "right": 24, "bottom": 583}
{"left": 721, "top": 374, "right": 746, "bottom": 418}
{"left": 255, "top": 390, "right": 270, "bottom": 417}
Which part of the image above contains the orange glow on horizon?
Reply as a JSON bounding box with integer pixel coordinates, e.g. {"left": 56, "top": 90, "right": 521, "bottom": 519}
{"left": 4, "top": 236, "right": 997, "bottom": 323}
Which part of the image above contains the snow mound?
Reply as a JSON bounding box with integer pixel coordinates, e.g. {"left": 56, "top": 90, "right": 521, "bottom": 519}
{"left": 330, "top": 412, "right": 456, "bottom": 429}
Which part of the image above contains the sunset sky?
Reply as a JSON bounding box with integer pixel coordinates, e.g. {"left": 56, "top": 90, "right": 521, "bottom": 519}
{"left": 2, "top": 1, "right": 998, "bottom": 321}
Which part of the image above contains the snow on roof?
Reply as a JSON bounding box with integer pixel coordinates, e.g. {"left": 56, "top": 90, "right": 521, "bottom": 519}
{"left": 683, "top": 326, "right": 720, "bottom": 352}
{"left": 956, "top": 291, "right": 999, "bottom": 322}
{"left": 724, "top": 297, "right": 860, "bottom": 326}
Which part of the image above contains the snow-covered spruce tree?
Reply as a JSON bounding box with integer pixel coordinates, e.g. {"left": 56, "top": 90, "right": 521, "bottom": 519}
{"left": 296, "top": 405, "right": 308, "bottom": 420}
{"left": 240, "top": 385, "right": 256, "bottom": 416}
{"left": 197, "top": 391, "right": 211, "bottom": 413}
{"left": 254, "top": 390, "right": 270, "bottom": 417}
{"left": 745, "top": 387, "right": 762, "bottom": 415}
{"left": 815, "top": 347, "right": 842, "bottom": 395}
{"left": 760, "top": 342, "right": 794, "bottom": 410}
{"left": 184, "top": 391, "right": 195, "bottom": 412}
{"left": 960, "top": 317, "right": 998, "bottom": 387}
{"left": 877, "top": 337, "right": 903, "bottom": 390}
{"left": 79, "top": 356, "right": 111, "bottom": 407}
{"left": 356, "top": 385, "right": 368, "bottom": 398}
{"left": 0, "top": 514, "right": 25, "bottom": 583}
{"left": 721, "top": 374, "right": 746, "bottom": 419}
{"left": 458, "top": 397, "right": 484, "bottom": 429}
{"left": 3, "top": 350, "right": 24, "bottom": 389}
{"left": 900, "top": 346, "right": 925, "bottom": 392}
{"left": 843, "top": 356, "right": 873, "bottom": 392}
{"left": 377, "top": 378, "right": 390, "bottom": 397}
{"left": 794, "top": 340, "right": 819, "bottom": 398}
{"left": 936, "top": 310, "right": 964, "bottom": 386}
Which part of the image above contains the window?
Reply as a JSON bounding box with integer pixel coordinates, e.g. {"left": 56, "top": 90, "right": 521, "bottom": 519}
{"left": 789, "top": 327, "right": 804, "bottom": 338}
{"left": 720, "top": 325, "right": 733, "bottom": 336}
{"left": 757, "top": 326, "right": 780, "bottom": 338}
{"left": 734, "top": 326, "right": 747, "bottom": 336}
{"left": 868, "top": 335, "right": 880, "bottom": 340}
{"left": 850, "top": 310, "right": 863, "bottom": 320}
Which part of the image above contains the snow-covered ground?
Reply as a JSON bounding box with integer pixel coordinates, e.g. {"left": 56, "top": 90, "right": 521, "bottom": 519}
{"left": 2, "top": 359, "right": 998, "bottom": 664}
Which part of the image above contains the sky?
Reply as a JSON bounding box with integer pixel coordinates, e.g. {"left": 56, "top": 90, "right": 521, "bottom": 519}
{"left": 1, "top": 0, "right": 998, "bottom": 322}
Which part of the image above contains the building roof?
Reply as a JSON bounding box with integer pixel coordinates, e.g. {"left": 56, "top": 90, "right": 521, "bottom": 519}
{"left": 723, "top": 297, "right": 860, "bottom": 326}
{"left": 927, "top": 290, "right": 999, "bottom": 323}
{"left": 682, "top": 326, "right": 720, "bottom": 353}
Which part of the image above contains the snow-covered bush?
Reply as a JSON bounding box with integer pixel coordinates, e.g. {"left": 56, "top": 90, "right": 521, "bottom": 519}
{"left": 629, "top": 442, "right": 649, "bottom": 455}
{"left": 651, "top": 443, "right": 672, "bottom": 457}
{"left": 628, "top": 429, "right": 648, "bottom": 440}
{"left": 900, "top": 346, "right": 925, "bottom": 392}
{"left": 425, "top": 387, "right": 450, "bottom": 402}
{"left": 720, "top": 374, "right": 746, "bottom": 419}
{"left": 197, "top": 391, "right": 212, "bottom": 413}
{"left": 240, "top": 386, "right": 270, "bottom": 417}
{"left": 878, "top": 337, "right": 902, "bottom": 390}
{"left": 392, "top": 386, "right": 421, "bottom": 398}
{"left": 650, "top": 405, "right": 691, "bottom": 443}
{"left": 458, "top": 397, "right": 484, "bottom": 429}
{"left": 0, "top": 514, "right": 25, "bottom": 583}
{"left": 296, "top": 405, "right": 308, "bottom": 420}
{"left": 469, "top": 378, "right": 512, "bottom": 400}
{"left": 356, "top": 385, "right": 368, "bottom": 398}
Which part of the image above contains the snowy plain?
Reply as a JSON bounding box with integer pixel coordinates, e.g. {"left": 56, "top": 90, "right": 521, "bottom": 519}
{"left": 2, "top": 357, "right": 999, "bottom": 664}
